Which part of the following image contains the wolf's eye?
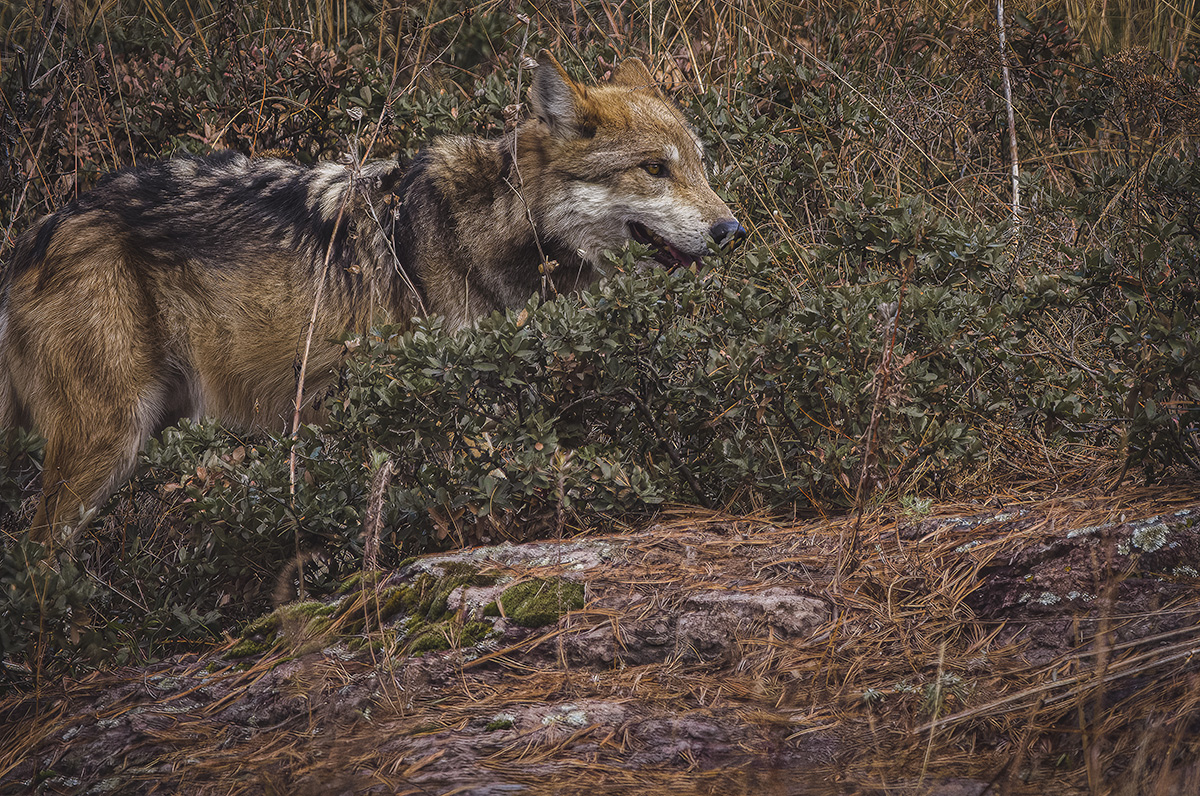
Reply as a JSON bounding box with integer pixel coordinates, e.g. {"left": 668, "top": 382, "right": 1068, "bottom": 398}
{"left": 642, "top": 162, "right": 668, "bottom": 177}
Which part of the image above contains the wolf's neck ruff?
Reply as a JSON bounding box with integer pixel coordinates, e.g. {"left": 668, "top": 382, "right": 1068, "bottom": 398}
{"left": 0, "top": 50, "right": 744, "bottom": 548}
{"left": 387, "top": 135, "right": 596, "bottom": 330}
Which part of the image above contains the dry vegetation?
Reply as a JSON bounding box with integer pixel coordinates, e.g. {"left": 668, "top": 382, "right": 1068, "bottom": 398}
{"left": 2, "top": 0, "right": 1200, "bottom": 793}
{"left": 2, "top": 485, "right": 1200, "bottom": 794}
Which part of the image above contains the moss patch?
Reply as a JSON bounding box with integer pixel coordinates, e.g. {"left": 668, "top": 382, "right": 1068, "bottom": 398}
{"left": 408, "top": 627, "right": 451, "bottom": 654}
{"left": 226, "top": 638, "right": 274, "bottom": 659}
{"left": 407, "top": 619, "right": 493, "bottom": 655}
{"left": 227, "top": 600, "right": 338, "bottom": 659}
{"left": 337, "top": 585, "right": 412, "bottom": 635}
{"left": 460, "top": 620, "right": 492, "bottom": 646}
{"left": 399, "top": 563, "right": 495, "bottom": 622}
{"left": 338, "top": 569, "right": 388, "bottom": 594}
{"left": 227, "top": 564, "right": 502, "bottom": 660}
{"left": 499, "top": 578, "right": 585, "bottom": 627}
{"left": 375, "top": 586, "right": 410, "bottom": 622}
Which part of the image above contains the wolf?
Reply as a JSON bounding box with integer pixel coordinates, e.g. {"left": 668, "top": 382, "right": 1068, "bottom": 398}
{"left": 0, "top": 51, "right": 745, "bottom": 546}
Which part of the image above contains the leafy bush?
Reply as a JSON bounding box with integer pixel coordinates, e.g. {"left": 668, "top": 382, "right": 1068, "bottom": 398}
{"left": 0, "top": 429, "right": 41, "bottom": 518}
{"left": 2, "top": 0, "right": 1200, "bottom": 680}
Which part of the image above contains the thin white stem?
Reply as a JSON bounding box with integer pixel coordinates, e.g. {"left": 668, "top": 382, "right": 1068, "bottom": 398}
{"left": 998, "top": 0, "right": 1021, "bottom": 224}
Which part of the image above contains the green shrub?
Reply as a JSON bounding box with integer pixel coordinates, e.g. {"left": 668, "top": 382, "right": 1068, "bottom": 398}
{"left": 3, "top": 0, "right": 1200, "bottom": 680}
{"left": 0, "top": 429, "right": 42, "bottom": 518}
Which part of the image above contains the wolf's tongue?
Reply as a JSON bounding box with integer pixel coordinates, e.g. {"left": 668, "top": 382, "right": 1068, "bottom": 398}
{"left": 665, "top": 243, "right": 700, "bottom": 269}
{"left": 630, "top": 222, "right": 698, "bottom": 270}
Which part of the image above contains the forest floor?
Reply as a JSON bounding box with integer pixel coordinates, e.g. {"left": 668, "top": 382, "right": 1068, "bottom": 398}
{"left": 3, "top": 479, "right": 1200, "bottom": 795}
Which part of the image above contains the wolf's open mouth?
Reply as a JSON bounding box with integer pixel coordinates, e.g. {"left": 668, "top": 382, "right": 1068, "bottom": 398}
{"left": 628, "top": 222, "right": 702, "bottom": 270}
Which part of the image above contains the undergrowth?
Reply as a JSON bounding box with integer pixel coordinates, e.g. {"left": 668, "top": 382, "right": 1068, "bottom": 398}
{"left": 1, "top": 1, "right": 1199, "bottom": 790}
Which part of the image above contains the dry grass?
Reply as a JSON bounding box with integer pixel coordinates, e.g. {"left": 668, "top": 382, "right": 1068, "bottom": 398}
{"left": 2, "top": 3, "right": 1199, "bottom": 791}
{"left": 3, "top": 463, "right": 1199, "bottom": 793}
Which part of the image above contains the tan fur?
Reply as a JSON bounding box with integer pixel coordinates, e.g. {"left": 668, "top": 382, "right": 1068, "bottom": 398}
{"left": 0, "top": 52, "right": 744, "bottom": 547}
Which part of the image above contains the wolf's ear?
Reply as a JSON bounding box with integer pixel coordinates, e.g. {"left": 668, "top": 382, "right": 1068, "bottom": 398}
{"left": 532, "top": 50, "right": 587, "bottom": 137}
{"left": 610, "top": 57, "right": 659, "bottom": 92}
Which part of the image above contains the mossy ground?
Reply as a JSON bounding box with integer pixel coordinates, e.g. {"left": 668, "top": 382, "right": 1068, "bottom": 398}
{"left": 497, "top": 578, "right": 585, "bottom": 627}
{"left": 229, "top": 564, "right": 504, "bottom": 660}
{"left": 227, "top": 600, "right": 339, "bottom": 658}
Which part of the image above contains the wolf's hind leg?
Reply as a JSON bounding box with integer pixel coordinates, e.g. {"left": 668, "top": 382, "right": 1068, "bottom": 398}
{"left": 30, "top": 399, "right": 159, "bottom": 547}
{"left": 17, "top": 222, "right": 171, "bottom": 548}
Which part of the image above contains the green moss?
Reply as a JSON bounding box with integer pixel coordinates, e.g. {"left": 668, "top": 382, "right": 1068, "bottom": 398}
{"left": 482, "top": 601, "right": 500, "bottom": 617}
{"left": 240, "top": 611, "right": 282, "bottom": 639}
{"left": 439, "top": 561, "right": 478, "bottom": 578}
{"left": 228, "top": 600, "right": 338, "bottom": 659}
{"left": 485, "top": 716, "right": 515, "bottom": 731}
{"left": 499, "top": 578, "right": 585, "bottom": 627}
{"left": 409, "top": 628, "right": 451, "bottom": 654}
{"left": 227, "top": 638, "right": 273, "bottom": 659}
{"left": 339, "top": 585, "right": 410, "bottom": 634}
{"left": 401, "top": 564, "right": 490, "bottom": 622}
{"left": 285, "top": 600, "right": 337, "bottom": 619}
{"left": 339, "top": 569, "right": 390, "bottom": 594}
{"left": 304, "top": 615, "right": 335, "bottom": 635}
{"left": 229, "top": 609, "right": 283, "bottom": 659}
{"left": 228, "top": 563, "right": 501, "bottom": 661}
{"left": 380, "top": 586, "right": 409, "bottom": 618}
{"left": 405, "top": 616, "right": 495, "bottom": 655}
{"left": 460, "top": 620, "right": 492, "bottom": 646}
{"left": 439, "top": 560, "right": 499, "bottom": 587}
{"left": 345, "top": 560, "right": 495, "bottom": 636}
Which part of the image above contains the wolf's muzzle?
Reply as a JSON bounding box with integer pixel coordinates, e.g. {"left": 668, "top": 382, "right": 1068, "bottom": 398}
{"left": 710, "top": 219, "right": 748, "bottom": 248}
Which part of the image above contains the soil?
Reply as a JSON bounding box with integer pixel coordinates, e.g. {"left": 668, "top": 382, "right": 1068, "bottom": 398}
{"left": 3, "top": 485, "right": 1199, "bottom": 795}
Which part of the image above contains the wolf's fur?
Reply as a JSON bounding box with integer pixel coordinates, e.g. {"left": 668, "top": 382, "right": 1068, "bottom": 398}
{"left": 0, "top": 52, "right": 743, "bottom": 544}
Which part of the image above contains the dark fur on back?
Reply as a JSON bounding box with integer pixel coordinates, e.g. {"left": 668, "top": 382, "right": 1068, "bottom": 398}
{"left": 14, "top": 153, "right": 402, "bottom": 300}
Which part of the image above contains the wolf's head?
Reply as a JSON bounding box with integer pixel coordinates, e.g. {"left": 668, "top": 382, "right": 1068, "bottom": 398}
{"left": 524, "top": 51, "right": 745, "bottom": 273}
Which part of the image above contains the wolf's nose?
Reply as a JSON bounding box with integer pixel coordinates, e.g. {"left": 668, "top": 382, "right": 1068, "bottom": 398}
{"left": 710, "top": 219, "right": 748, "bottom": 248}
